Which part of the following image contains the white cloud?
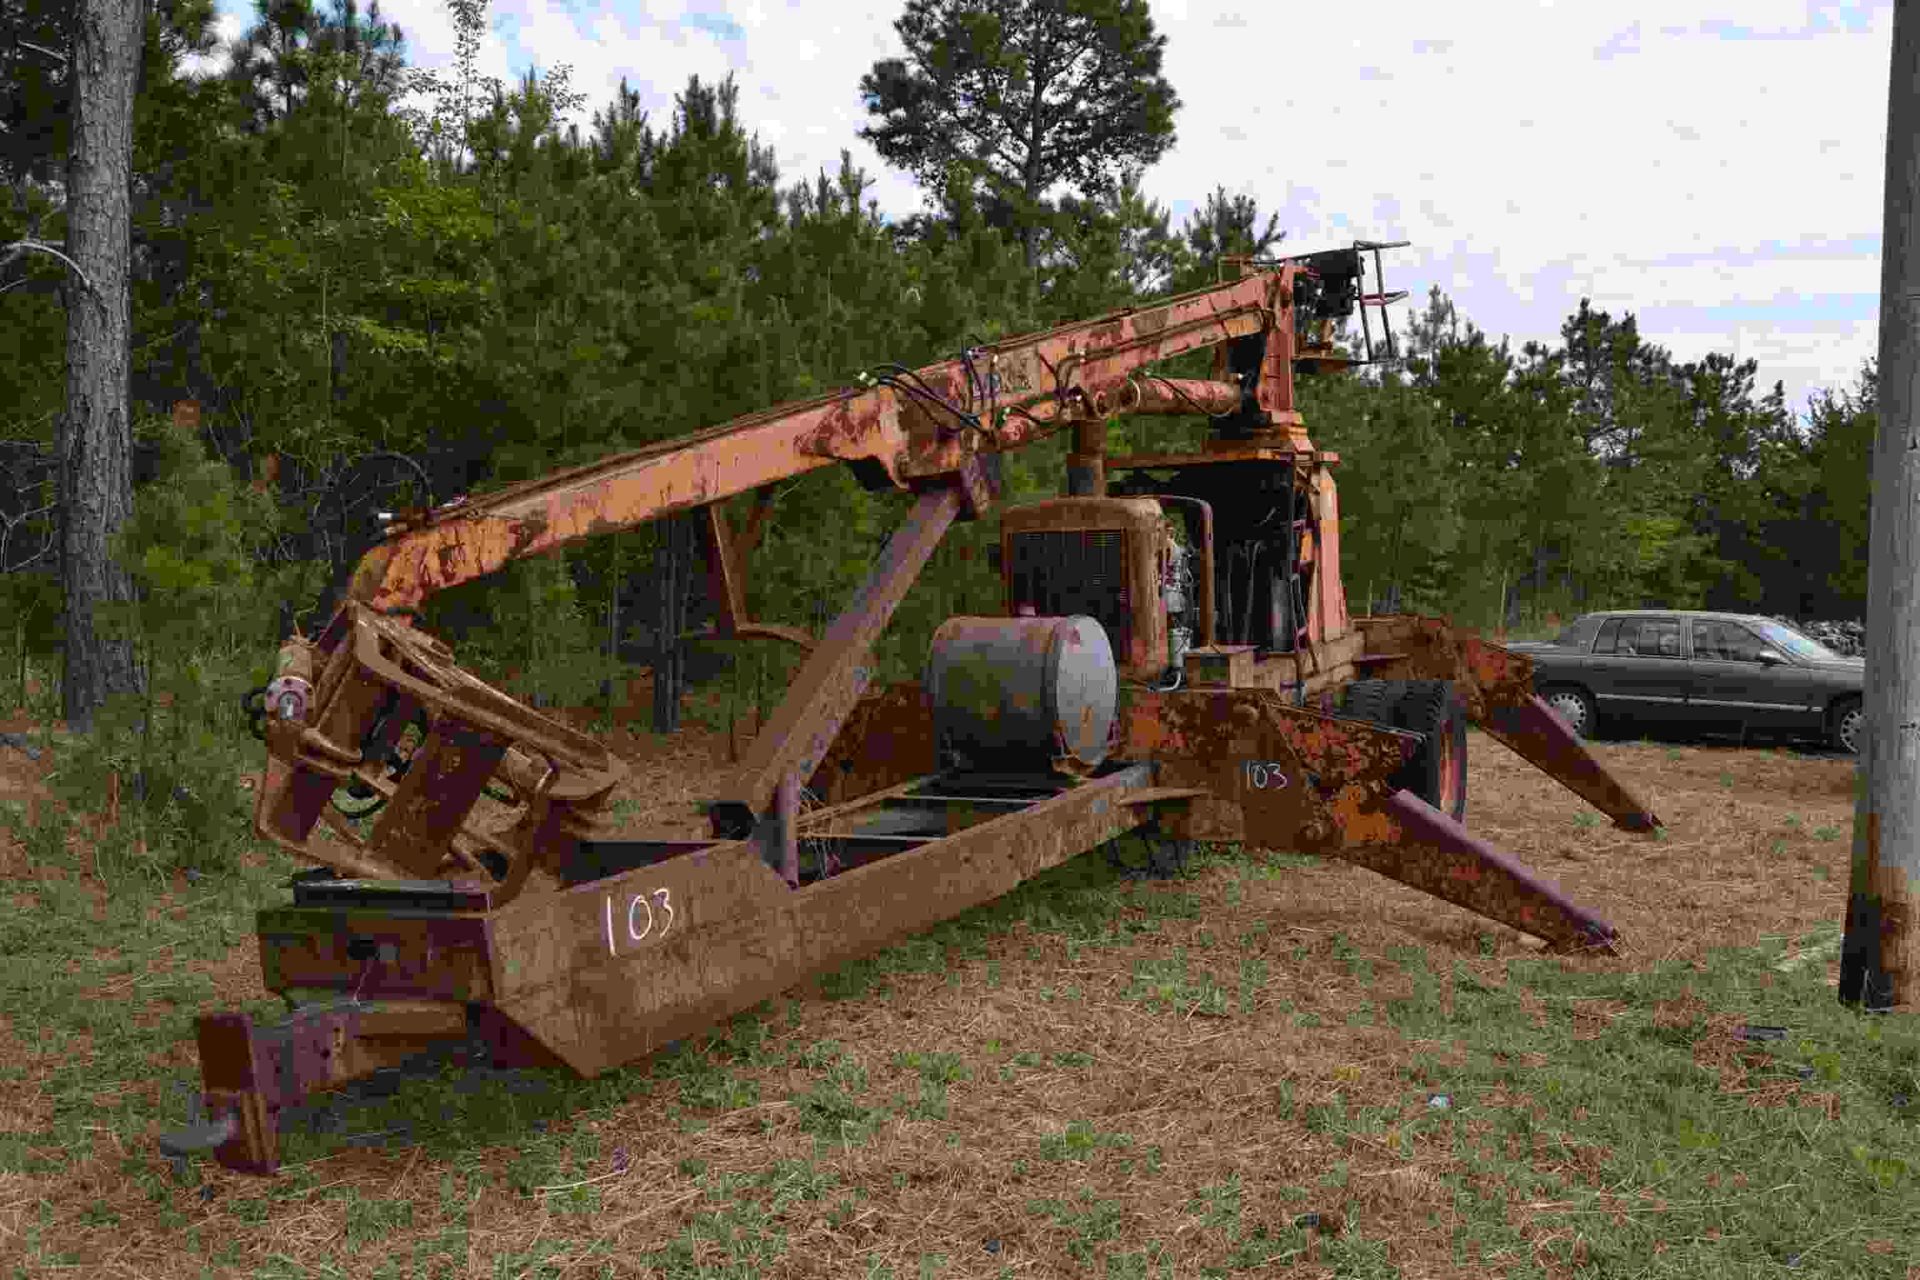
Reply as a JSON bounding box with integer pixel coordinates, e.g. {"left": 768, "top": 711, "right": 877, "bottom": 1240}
{"left": 202, "top": 0, "right": 1893, "bottom": 413}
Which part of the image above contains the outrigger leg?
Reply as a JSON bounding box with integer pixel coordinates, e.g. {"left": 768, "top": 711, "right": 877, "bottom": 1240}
{"left": 1122, "top": 689, "right": 1622, "bottom": 952}
{"left": 1352, "top": 616, "right": 1662, "bottom": 831}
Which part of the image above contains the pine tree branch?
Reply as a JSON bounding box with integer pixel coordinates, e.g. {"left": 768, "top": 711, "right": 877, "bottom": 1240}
{"left": 18, "top": 39, "right": 69, "bottom": 66}
{"left": 0, "top": 239, "right": 100, "bottom": 303}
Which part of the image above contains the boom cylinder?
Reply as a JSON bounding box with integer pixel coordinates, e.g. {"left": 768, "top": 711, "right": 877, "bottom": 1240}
{"left": 1067, "top": 419, "right": 1107, "bottom": 497}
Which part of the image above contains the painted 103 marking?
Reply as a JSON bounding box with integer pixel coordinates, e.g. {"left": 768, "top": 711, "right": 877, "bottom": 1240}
{"left": 1241, "top": 760, "right": 1290, "bottom": 791}
{"left": 603, "top": 887, "right": 675, "bottom": 957}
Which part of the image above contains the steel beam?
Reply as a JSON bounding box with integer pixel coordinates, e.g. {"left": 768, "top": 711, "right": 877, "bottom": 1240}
{"left": 709, "top": 479, "right": 968, "bottom": 837}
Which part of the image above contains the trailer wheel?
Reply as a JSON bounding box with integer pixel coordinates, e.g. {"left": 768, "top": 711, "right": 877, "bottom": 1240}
{"left": 1336, "top": 679, "right": 1395, "bottom": 725}
{"left": 1339, "top": 679, "right": 1469, "bottom": 822}
{"left": 1104, "top": 828, "right": 1194, "bottom": 881}
{"left": 1388, "top": 680, "right": 1469, "bottom": 824}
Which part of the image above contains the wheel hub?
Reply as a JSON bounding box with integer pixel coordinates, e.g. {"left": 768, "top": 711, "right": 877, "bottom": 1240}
{"left": 1548, "top": 694, "right": 1587, "bottom": 732}
{"left": 1437, "top": 728, "right": 1463, "bottom": 816}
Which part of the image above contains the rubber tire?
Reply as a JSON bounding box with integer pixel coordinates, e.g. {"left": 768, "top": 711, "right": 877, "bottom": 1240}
{"left": 1337, "top": 679, "right": 1398, "bottom": 726}
{"left": 1385, "top": 680, "right": 1469, "bottom": 824}
{"left": 1541, "top": 686, "right": 1597, "bottom": 740}
{"left": 1830, "top": 696, "right": 1864, "bottom": 755}
{"left": 1339, "top": 678, "right": 1469, "bottom": 823}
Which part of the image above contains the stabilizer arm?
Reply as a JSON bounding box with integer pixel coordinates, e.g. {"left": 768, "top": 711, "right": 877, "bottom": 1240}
{"left": 1122, "top": 689, "right": 1619, "bottom": 950}
{"left": 1353, "top": 616, "right": 1661, "bottom": 831}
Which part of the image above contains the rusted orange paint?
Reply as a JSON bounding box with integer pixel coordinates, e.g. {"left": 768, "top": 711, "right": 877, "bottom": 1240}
{"left": 1000, "top": 497, "right": 1175, "bottom": 679}
{"left": 1121, "top": 688, "right": 1618, "bottom": 948}
{"left": 1351, "top": 615, "right": 1659, "bottom": 828}
{"left": 1121, "top": 376, "right": 1242, "bottom": 416}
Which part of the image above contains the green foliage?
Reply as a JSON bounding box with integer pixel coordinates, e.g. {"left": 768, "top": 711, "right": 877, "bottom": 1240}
{"left": 45, "top": 422, "right": 308, "bottom": 877}
{"left": 860, "top": 0, "right": 1180, "bottom": 261}
{"left": 2, "top": 0, "right": 1882, "bottom": 800}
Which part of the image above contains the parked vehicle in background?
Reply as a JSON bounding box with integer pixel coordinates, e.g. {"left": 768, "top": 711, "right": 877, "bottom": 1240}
{"left": 1505, "top": 611, "right": 1866, "bottom": 753}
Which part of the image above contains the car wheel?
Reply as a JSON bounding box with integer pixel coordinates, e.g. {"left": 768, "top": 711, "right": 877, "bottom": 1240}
{"left": 1831, "top": 697, "right": 1864, "bottom": 755}
{"left": 1543, "top": 687, "right": 1597, "bottom": 739}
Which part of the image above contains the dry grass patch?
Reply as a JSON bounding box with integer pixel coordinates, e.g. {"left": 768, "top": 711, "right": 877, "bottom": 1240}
{"left": 2, "top": 706, "right": 1915, "bottom": 1277}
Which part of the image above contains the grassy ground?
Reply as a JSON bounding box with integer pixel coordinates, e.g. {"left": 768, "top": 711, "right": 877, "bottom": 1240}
{"left": 0, "top": 683, "right": 1916, "bottom": 1279}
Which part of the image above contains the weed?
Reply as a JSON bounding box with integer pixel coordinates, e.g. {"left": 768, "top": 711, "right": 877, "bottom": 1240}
{"left": 1124, "top": 950, "right": 1230, "bottom": 1016}
{"left": 642, "top": 1167, "right": 792, "bottom": 1275}
{"left": 1039, "top": 1119, "right": 1132, "bottom": 1162}
{"left": 1377, "top": 927, "right": 1920, "bottom": 1275}
{"left": 656, "top": 1042, "right": 761, "bottom": 1112}
{"left": 792, "top": 1048, "right": 884, "bottom": 1147}
{"left": 1028, "top": 1188, "right": 1123, "bottom": 1264}
{"left": 344, "top": 1193, "right": 413, "bottom": 1247}
{"left": 1187, "top": 1176, "right": 1243, "bottom": 1232}
{"left": 1103, "top": 1242, "right": 1173, "bottom": 1279}
{"left": 892, "top": 1049, "right": 971, "bottom": 1083}
{"left": 1573, "top": 810, "right": 1600, "bottom": 829}
{"left": 1331, "top": 933, "right": 1374, "bottom": 981}
{"left": 1816, "top": 825, "right": 1843, "bottom": 842}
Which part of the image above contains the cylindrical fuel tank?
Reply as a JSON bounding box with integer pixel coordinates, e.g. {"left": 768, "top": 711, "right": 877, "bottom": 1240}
{"left": 926, "top": 615, "right": 1118, "bottom": 773}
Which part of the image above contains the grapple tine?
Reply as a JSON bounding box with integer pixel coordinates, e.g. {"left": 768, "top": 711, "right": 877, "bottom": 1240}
{"left": 1482, "top": 694, "right": 1660, "bottom": 832}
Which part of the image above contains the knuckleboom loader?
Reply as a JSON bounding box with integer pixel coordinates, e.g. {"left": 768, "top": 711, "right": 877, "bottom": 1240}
{"left": 168, "top": 247, "right": 1660, "bottom": 1173}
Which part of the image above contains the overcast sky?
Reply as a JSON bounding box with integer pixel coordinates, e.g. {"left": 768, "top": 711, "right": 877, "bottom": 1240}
{"left": 205, "top": 0, "right": 1892, "bottom": 419}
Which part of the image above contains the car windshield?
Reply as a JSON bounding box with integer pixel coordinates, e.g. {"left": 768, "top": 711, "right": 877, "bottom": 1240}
{"left": 1754, "top": 619, "right": 1843, "bottom": 663}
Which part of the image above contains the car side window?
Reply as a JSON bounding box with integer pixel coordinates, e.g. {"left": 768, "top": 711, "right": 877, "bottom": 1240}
{"left": 1726, "top": 625, "right": 1769, "bottom": 662}
{"left": 1592, "top": 617, "right": 1623, "bottom": 654}
{"left": 1697, "top": 621, "right": 1766, "bottom": 662}
{"left": 1620, "top": 618, "right": 1681, "bottom": 658}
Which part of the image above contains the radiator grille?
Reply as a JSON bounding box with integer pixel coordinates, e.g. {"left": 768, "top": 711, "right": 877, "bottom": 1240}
{"left": 1008, "top": 530, "right": 1129, "bottom": 655}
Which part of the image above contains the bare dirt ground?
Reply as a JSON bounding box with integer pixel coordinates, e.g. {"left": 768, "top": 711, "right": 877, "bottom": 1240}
{"left": 0, "top": 691, "right": 1865, "bottom": 1279}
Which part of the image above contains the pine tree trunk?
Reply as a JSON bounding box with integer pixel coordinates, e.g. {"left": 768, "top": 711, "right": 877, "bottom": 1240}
{"left": 652, "top": 516, "right": 690, "bottom": 734}
{"left": 58, "top": 0, "right": 147, "bottom": 733}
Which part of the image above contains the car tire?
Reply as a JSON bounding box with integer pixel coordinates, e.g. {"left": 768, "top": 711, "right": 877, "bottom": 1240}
{"left": 1542, "top": 686, "right": 1597, "bottom": 740}
{"left": 1830, "top": 696, "right": 1864, "bottom": 755}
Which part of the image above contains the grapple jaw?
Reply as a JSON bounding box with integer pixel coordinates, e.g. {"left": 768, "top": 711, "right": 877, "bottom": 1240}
{"left": 250, "top": 602, "right": 627, "bottom": 898}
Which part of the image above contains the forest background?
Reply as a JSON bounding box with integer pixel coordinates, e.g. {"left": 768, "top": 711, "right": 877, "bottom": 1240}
{"left": 0, "top": 0, "right": 1877, "bottom": 818}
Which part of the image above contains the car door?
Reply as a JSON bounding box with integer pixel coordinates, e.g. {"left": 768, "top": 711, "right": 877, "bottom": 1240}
{"left": 1587, "top": 615, "right": 1693, "bottom": 728}
{"left": 1687, "top": 618, "right": 1809, "bottom": 731}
